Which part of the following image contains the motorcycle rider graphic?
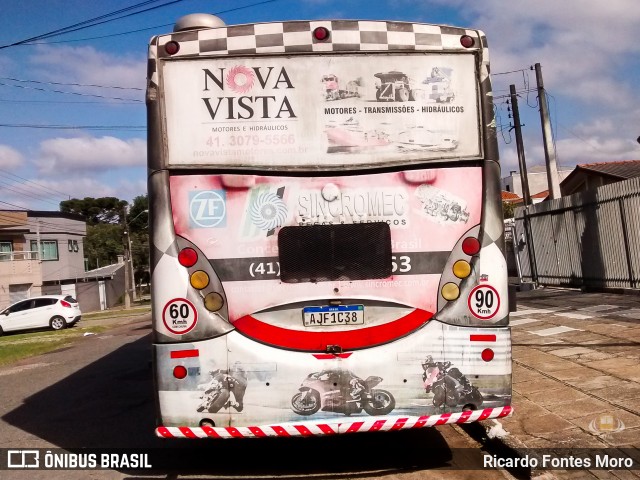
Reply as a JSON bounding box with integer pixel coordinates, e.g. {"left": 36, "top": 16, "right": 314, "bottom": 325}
{"left": 421, "top": 356, "right": 482, "bottom": 408}
{"left": 348, "top": 376, "right": 366, "bottom": 401}
{"left": 197, "top": 367, "right": 248, "bottom": 413}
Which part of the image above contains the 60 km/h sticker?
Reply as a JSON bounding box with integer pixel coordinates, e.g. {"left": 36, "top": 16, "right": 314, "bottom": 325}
{"left": 468, "top": 285, "right": 500, "bottom": 319}
{"left": 163, "top": 298, "right": 198, "bottom": 334}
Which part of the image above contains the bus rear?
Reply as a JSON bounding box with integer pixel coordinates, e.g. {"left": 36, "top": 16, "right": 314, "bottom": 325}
{"left": 147, "top": 14, "right": 512, "bottom": 438}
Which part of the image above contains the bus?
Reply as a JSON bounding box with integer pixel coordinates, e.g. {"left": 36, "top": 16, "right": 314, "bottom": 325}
{"left": 147, "top": 13, "right": 512, "bottom": 439}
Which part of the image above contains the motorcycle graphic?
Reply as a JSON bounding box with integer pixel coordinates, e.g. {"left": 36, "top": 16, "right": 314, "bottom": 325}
{"left": 291, "top": 369, "right": 395, "bottom": 417}
{"left": 422, "top": 358, "right": 483, "bottom": 409}
{"left": 197, "top": 367, "right": 247, "bottom": 414}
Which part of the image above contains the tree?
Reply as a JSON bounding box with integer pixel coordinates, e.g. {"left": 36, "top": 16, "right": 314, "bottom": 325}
{"left": 502, "top": 201, "right": 515, "bottom": 219}
{"left": 84, "top": 223, "right": 124, "bottom": 270}
{"left": 127, "top": 195, "right": 150, "bottom": 290}
{"left": 60, "top": 197, "right": 127, "bottom": 225}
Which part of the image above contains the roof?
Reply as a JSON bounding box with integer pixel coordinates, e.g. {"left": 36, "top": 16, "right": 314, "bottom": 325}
{"left": 83, "top": 263, "right": 124, "bottom": 279}
{"left": 574, "top": 160, "right": 640, "bottom": 179}
{"left": 501, "top": 191, "right": 522, "bottom": 202}
{"left": 531, "top": 190, "right": 549, "bottom": 199}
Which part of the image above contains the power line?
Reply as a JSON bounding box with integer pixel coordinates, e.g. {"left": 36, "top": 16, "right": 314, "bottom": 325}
{"left": 0, "top": 81, "right": 142, "bottom": 102}
{"left": 0, "top": 169, "right": 75, "bottom": 199}
{"left": 17, "top": 0, "right": 279, "bottom": 45}
{"left": 0, "top": 76, "right": 143, "bottom": 91}
{"left": 0, "top": 215, "right": 88, "bottom": 236}
{"left": 0, "top": 181, "right": 63, "bottom": 207}
{"left": 0, "top": 123, "right": 145, "bottom": 131}
{"left": 0, "top": 98, "right": 140, "bottom": 105}
{"left": 0, "top": 0, "right": 181, "bottom": 49}
{"left": 493, "top": 68, "right": 529, "bottom": 76}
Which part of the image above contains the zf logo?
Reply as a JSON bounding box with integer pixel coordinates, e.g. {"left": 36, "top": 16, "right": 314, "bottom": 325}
{"left": 189, "top": 190, "right": 226, "bottom": 228}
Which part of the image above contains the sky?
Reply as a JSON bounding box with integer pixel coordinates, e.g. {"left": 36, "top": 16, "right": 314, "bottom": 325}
{"left": 0, "top": 0, "right": 639, "bottom": 211}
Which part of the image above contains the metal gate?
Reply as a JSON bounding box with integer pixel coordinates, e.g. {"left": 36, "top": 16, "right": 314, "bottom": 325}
{"left": 512, "top": 177, "right": 640, "bottom": 290}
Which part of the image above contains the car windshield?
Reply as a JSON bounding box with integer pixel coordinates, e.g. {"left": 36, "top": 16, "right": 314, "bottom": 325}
{"left": 63, "top": 295, "right": 77, "bottom": 303}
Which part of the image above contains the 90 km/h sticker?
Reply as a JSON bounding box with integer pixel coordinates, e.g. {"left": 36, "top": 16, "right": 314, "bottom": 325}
{"left": 468, "top": 285, "right": 500, "bottom": 319}
{"left": 162, "top": 298, "right": 198, "bottom": 334}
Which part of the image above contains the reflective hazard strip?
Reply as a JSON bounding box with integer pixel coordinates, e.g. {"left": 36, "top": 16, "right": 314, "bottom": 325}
{"left": 155, "top": 405, "right": 512, "bottom": 438}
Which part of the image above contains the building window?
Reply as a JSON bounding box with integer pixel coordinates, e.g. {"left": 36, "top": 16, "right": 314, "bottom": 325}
{"left": 0, "top": 241, "right": 11, "bottom": 261}
{"left": 30, "top": 240, "right": 59, "bottom": 261}
{"left": 68, "top": 240, "right": 79, "bottom": 252}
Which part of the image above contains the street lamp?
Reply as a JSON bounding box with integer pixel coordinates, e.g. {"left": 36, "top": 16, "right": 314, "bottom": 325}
{"left": 123, "top": 208, "right": 148, "bottom": 309}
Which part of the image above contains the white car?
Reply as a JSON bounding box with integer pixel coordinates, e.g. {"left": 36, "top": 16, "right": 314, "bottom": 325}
{"left": 0, "top": 295, "right": 82, "bottom": 335}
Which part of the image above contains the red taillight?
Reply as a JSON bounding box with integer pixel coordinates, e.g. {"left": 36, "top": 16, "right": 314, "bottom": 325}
{"left": 481, "top": 348, "right": 494, "bottom": 362}
{"left": 178, "top": 248, "right": 198, "bottom": 267}
{"left": 60, "top": 300, "right": 71, "bottom": 308}
{"left": 164, "top": 41, "right": 180, "bottom": 55}
{"left": 462, "top": 237, "right": 481, "bottom": 256}
{"left": 460, "top": 35, "right": 475, "bottom": 48}
{"left": 173, "top": 366, "right": 188, "bottom": 379}
{"left": 313, "top": 27, "right": 330, "bottom": 41}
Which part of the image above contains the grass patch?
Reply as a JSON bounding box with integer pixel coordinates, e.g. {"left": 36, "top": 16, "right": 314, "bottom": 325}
{"left": 0, "top": 325, "right": 110, "bottom": 367}
{"left": 0, "top": 338, "right": 74, "bottom": 366}
{"left": 83, "top": 306, "right": 150, "bottom": 321}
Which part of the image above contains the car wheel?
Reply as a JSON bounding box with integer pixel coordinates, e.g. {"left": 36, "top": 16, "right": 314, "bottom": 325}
{"left": 50, "top": 316, "right": 67, "bottom": 331}
{"left": 0, "top": 325, "right": 3, "bottom": 336}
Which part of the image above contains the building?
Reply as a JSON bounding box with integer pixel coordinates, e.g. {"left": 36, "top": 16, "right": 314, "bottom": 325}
{"left": 80, "top": 260, "right": 126, "bottom": 312}
{"left": 501, "top": 189, "right": 549, "bottom": 207}
{"left": 559, "top": 160, "right": 640, "bottom": 196}
{"left": 501, "top": 165, "right": 572, "bottom": 198}
{"left": 0, "top": 210, "right": 87, "bottom": 306}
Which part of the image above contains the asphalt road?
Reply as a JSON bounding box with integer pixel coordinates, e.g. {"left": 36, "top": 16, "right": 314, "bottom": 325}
{"left": 0, "top": 314, "right": 511, "bottom": 479}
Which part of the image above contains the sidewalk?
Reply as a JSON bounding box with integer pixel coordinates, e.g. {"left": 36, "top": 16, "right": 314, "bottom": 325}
{"left": 492, "top": 287, "right": 640, "bottom": 477}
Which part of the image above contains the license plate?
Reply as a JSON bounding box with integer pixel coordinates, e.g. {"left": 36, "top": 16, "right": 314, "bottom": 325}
{"left": 303, "top": 305, "right": 364, "bottom": 327}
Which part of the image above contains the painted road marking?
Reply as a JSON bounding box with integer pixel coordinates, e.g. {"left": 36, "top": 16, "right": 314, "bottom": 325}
{"left": 620, "top": 309, "right": 640, "bottom": 320}
{"left": 527, "top": 326, "right": 583, "bottom": 337}
{"left": 510, "top": 309, "right": 557, "bottom": 317}
{"left": 553, "top": 312, "right": 594, "bottom": 320}
{"left": 510, "top": 318, "right": 540, "bottom": 326}
{"left": 577, "top": 305, "right": 619, "bottom": 312}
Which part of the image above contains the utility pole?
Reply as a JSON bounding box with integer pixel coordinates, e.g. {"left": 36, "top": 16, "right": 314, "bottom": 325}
{"left": 123, "top": 209, "right": 132, "bottom": 309}
{"left": 534, "top": 63, "right": 561, "bottom": 199}
{"left": 509, "top": 85, "right": 531, "bottom": 206}
{"left": 510, "top": 84, "right": 537, "bottom": 285}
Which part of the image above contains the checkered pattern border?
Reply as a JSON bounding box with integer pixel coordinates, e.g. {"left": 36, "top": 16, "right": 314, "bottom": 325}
{"left": 148, "top": 20, "right": 487, "bottom": 86}
{"left": 159, "top": 20, "right": 479, "bottom": 57}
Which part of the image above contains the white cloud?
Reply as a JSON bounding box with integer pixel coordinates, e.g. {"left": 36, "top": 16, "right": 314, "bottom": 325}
{"left": 2, "top": 175, "right": 147, "bottom": 211}
{"left": 35, "top": 136, "right": 146, "bottom": 174}
{"left": 409, "top": 0, "right": 640, "bottom": 167}
{"left": 420, "top": 0, "right": 640, "bottom": 108}
{"left": 0, "top": 145, "right": 24, "bottom": 169}
{"left": 28, "top": 45, "right": 144, "bottom": 101}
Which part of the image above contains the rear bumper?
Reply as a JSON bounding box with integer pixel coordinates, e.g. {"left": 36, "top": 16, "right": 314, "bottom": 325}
{"left": 156, "top": 405, "right": 513, "bottom": 438}
{"left": 68, "top": 315, "right": 81, "bottom": 326}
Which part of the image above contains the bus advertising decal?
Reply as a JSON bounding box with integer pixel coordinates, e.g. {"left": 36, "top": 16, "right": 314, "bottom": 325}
{"left": 241, "top": 185, "right": 288, "bottom": 238}
{"left": 415, "top": 184, "right": 469, "bottom": 225}
{"left": 162, "top": 298, "right": 198, "bottom": 335}
{"left": 209, "top": 251, "right": 449, "bottom": 282}
{"left": 295, "top": 186, "right": 409, "bottom": 228}
{"left": 162, "top": 54, "right": 480, "bottom": 168}
{"left": 189, "top": 190, "right": 227, "bottom": 228}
